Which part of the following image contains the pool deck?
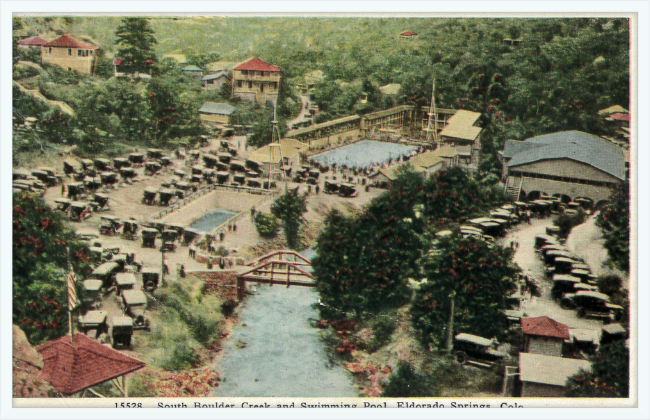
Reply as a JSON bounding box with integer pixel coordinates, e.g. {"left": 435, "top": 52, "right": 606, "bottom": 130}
{"left": 159, "top": 190, "right": 261, "bottom": 227}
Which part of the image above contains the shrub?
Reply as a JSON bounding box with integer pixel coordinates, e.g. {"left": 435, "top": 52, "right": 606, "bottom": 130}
{"left": 381, "top": 362, "right": 435, "bottom": 397}
{"left": 253, "top": 212, "right": 280, "bottom": 239}
{"left": 597, "top": 274, "right": 623, "bottom": 296}
{"left": 220, "top": 299, "right": 238, "bottom": 317}
{"left": 160, "top": 342, "right": 200, "bottom": 371}
{"left": 596, "top": 183, "right": 630, "bottom": 271}
{"left": 215, "top": 246, "right": 229, "bottom": 257}
{"left": 553, "top": 209, "right": 587, "bottom": 238}
{"left": 367, "top": 316, "right": 397, "bottom": 353}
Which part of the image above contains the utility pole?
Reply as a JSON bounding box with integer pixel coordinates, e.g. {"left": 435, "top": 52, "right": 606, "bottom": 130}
{"left": 446, "top": 291, "right": 455, "bottom": 354}
{"left": 160, "top": 237, "right": 165, "bottom": 288}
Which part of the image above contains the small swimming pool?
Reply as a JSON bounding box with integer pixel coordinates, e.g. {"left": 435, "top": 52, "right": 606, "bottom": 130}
{"left": 310, "top": 140, "right": 417, "bottom": 169}
{"left": 188, "top": 209, "right": 236, "bottom": 232}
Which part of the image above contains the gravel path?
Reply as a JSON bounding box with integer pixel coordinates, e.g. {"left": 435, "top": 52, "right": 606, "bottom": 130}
{"left": 499, "top": 217, "right": 603, "bottom": 331}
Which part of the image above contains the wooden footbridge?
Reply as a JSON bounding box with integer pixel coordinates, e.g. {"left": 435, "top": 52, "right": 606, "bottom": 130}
{"left": 236, "top": 250, "right": 315, "bottom": 300}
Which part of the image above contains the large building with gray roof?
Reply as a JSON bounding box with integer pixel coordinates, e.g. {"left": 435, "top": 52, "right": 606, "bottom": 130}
{"left": 501, "top": 131, "right": 625, "bottom": 204}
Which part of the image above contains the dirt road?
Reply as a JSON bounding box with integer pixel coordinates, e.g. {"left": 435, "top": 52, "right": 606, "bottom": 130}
{"left": 499, "top": 217, "right": 603, "bottom": 331}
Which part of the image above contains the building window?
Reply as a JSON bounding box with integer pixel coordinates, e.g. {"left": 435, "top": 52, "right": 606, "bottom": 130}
{"left": 260, "top": 84, "right": 264, "bottom": 93}
{"left": 238, "top": 80, "right": 243, "bottom": 88}
{"left": 242, "top": 70, "right": 248, "bottom": 76}
{"left": 48, "top": 47, "right": 52, "bottom": 55}
{"left": 260, "top": 71, "right": 265, "bottom": 77}
{"left": 68, "top": 48, "right": 72, "bottom": 56}
{"left": 89, "top": 50, "right": 93, "bottom": 55}
{"left": 78, "top": 50, "right": 82, "bottom": 57}
{"left": 248, "top": 82, "right": 253, "bottom": 89}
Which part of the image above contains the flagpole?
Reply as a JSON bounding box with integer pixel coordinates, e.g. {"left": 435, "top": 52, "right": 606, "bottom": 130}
{"left": 67, "top": 247, "right": 74, "bottom": 343}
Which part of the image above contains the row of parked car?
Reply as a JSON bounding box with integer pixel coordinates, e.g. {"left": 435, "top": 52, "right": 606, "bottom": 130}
{"left": 76, "top": 229, "right": 165, "bottom": 348}
{"left": 91, "top": 215, "right": 201, "bottom": 252}
{"left": 535, "top": 233, "right": 624, "bottom": 322}
{"left": 13, "top": 167, "right": 62, "bottom": 195}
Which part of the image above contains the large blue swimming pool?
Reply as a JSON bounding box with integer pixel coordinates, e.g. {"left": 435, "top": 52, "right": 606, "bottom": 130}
{"left": 310, "top": 140, "right": 417, "bottom": 169}
{"left": 188, "top": 209, "right": 236, "bottom": 232}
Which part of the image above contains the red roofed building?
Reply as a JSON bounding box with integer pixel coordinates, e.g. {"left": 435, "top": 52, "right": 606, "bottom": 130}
{"left": 18, "top": 35, "right": 47, "bottom": 49}
{"left": 609, "top": 113, "right": 631, "bottom": 122}
{"left": 400, "top": 30, "right": 418, "bottom": 38}
{"left": 232, "top": 57, "right": 282, "bottom": 105}
{"left": 522, "top": 316, "right": 570, "bottom": 357}
{"left": 36, "top": 333, "right": 145, "bottom": 396}
{"left": 41, "top": 34, "right": 98, "bottom": 75}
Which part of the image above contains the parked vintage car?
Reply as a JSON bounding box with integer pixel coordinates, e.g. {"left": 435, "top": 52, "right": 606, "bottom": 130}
{"left": 82, "top": 279, "right": 104, "bottom": 309}
{"left": 115, "top": 273, "right": 137, "bottom": 295}
{"left": 601, "top": 323, "right": 626, "bottom": 345}
{"left": 339, "top": 183, "right": 358, "bottom": 198}
{"left": 453, "top": 333, "right": 506, "bottom": 368}
{"left": 112, "top": 316, "right": 134, "bottom": 348}
{"left": 121, "top": 290, "right": 150, "bottom": 330}
{"left": 78, "top": 310, "right": 109, "bottom": 340}
{"left": 561, "top": 291, "right": 624, "bottom": 321}
{"left": 92, "top": 262, "right": 121, "bottom": 289}
{"left": 100, "top": 215, "right": 122, "bottom": 236}
{"left": 68, "top": 201, "right": 93, "bottom": 222}
{"left": 142, "top": 267, "right": 161, "bottom": 293}
{"left": 141, "top": 228, "right": 159, "bottom": 248}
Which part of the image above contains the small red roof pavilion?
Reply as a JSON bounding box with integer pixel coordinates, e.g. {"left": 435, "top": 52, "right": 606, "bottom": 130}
{"left": 234, "top": 57, "right": 281, "bottom": 73}
{"left": 522, "top": 316, "right": 570, "bottom": 339}
{"left": 18, "top": 35, "right": 48, "bottom": 47}
{"left": 43, "top": 34, "right": 97, "bottom": 50}
{"left": 36, "top": 333, "right": 145, "bottom": 395}
{"left": 609, "top": 113, "right": 631, "bottom": 122}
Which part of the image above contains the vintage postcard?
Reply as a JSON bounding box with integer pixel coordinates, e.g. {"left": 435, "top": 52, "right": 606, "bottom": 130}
{"left": 3, "top": 3, "right": 647, "bottom": 418}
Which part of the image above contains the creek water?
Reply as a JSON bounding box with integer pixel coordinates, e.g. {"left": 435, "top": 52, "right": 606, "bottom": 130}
{"left": 211, "top": 248, "right": 357, "bottom": 397}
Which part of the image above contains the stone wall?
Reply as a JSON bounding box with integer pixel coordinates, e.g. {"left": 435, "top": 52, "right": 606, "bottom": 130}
{"left": 189, "top": 270, "right": 239, "bottom": 301}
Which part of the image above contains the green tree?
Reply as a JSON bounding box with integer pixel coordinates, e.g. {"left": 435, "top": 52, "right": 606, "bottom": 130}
{"left": 596, "top": 183, "right": 629, "bottom": 271}
{"left": 113, "top": 79, "right": 150, "bottom": 143}
{"left": 507, "top": 25, "right": 521, "bottom": 40}
{"left": 381, "top": 362, "right": 437, "bottom": 397}
{"left": 313, "top": 169, "right": 424, "bottom": 318}
{"left": 270, "top": 189, "right": 308, "bottom": 250}
{"left": 411, "top": 234, "right": 519, "bottom": 349}
{"left": 115, "top": 17, "right": 157, "bottom": 75}
{"left": 146, "top": 75, "right": 204, "bottom": 146}
{"left": 253, "top": 212, "right": 280, "bottom": 239}
{"left": 566, "top": 340, "right": 629, "bottom": 397}
{"left": 13, "top": 192, "right": 92, "bottom": 345}
{"left": 184, "top": 52, "right": 220, "bottom": 69}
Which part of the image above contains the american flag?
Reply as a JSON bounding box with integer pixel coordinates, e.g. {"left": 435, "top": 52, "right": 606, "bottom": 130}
{"left": 67, "top": 270, "right": 78, "bottom": 310}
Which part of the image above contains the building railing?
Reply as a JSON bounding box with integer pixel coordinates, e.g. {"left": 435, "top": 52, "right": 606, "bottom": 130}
{"left": 234, "top": 74, "right": 281, "bottom": 83}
